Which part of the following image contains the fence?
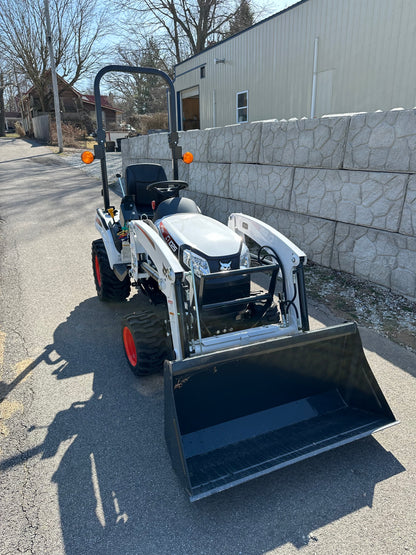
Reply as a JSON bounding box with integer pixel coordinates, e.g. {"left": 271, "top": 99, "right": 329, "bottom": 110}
{"left": 32, "top": 114, "right": 50, "bottom": 142}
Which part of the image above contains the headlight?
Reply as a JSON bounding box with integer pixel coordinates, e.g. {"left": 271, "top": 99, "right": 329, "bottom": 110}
{"left": 183, "top": 249, "right": 210, "bottom": 277}
{"left": 240, "top": 243, "right": 250, "bottom": 268}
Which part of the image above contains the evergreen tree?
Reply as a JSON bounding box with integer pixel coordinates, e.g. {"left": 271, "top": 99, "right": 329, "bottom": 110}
{"left": 225, "top": 0, "right": 255, "bottom": 38}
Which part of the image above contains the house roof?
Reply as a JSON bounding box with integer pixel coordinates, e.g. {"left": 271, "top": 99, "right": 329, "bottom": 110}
{"left": 21, "top": 71, "right": 121, "bottom": 113}
{"left": 81, "top": 95, "right": 122, "bottom": 112}
{"left": 22, "top": 71, "right": 82, "bottom": 99}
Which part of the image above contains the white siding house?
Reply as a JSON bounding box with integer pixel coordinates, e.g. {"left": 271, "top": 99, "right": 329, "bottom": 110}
{"left": 174, "top": 0, "right": 416, "bottom": 130}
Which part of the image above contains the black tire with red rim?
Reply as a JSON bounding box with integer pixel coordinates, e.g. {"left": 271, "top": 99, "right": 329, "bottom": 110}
{"left": 92, "top": 239, "right": 130, "bottom": 302}
{"left": 121, "top": 310, "right": 170, "bottom": 376}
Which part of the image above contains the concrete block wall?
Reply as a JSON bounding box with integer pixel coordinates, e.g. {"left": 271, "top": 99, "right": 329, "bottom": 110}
{"left": 122, "top": 109, "right": 416, "bottom": 300}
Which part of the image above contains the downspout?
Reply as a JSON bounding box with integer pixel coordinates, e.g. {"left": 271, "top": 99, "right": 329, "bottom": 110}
{"left": 212, "top": 89, "right": 216, "bottom": 128}
{"left": 310, "top": 37, "right": 319, "bottom": 119}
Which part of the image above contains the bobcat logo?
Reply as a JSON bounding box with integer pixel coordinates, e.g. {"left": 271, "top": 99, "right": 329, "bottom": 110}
{"left": 219, "top": 261, "right": 232, "bottom": 271}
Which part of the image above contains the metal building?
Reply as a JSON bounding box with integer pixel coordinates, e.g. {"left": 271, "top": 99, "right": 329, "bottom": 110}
{"left": 174, "top": 0, "right": 416, "bottom": 130}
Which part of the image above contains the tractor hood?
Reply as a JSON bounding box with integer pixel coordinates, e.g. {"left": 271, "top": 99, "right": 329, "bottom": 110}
{"left": 158, "top": 213, "right": 242, "bottom": 257}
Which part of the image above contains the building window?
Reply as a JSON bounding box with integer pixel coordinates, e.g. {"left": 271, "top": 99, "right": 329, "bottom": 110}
{"left": 200, "top": 66, "right": 206, "bottom": 79}
{"left": 236, "top": 91, "right": 248, "bottom": 123}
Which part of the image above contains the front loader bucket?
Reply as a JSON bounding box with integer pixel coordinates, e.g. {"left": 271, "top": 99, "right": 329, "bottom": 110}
{"left": 164, "top": 323, "right": 397, "bottom": 501}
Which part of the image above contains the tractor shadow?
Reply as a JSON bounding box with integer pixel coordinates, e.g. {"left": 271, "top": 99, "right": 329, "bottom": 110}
{"left": 13, "top": 294, "right": 406, "bottom": 554}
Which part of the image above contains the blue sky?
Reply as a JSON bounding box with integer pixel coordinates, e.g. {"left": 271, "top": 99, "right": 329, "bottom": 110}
{"left": 258, "top": 0, "right": 299, "bottom": 18}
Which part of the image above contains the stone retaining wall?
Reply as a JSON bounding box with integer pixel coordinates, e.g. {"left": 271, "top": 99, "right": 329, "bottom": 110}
{"left": 121, "top": 109, "right": 416, "bottom": 300}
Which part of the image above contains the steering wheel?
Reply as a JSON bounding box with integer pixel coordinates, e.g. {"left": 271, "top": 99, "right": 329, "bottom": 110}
{"left": 146, "top": 180, "right": 188, "bottom": 195}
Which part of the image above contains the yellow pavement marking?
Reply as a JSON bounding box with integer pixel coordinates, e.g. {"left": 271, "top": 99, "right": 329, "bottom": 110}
{"left": 0, "top": 346, "right": 34, "bottom": 444}
{"left": 0, "top": 400, "right": 24, "bottom": 437}
{"left": 0, "top": 330, "right": 5, "bottom": 376}
{"left": 0, "top": 331, "right": 5, "bottom": 453}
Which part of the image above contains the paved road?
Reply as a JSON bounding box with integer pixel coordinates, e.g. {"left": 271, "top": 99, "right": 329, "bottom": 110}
{"left": 0, "top": 137, "right": 415, "bottom": 554}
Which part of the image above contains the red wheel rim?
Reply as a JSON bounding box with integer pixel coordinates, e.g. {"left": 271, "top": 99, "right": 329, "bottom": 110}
{"left": 94, "top": 254, "right": 102, "bottom": 287}
{"left": 123, "top": 327, "right": 137, "bottom": 367}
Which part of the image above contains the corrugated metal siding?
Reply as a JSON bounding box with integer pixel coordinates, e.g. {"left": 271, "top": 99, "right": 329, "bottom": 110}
{"left": 175, "top": 0, "right": 416, "bottom": 128}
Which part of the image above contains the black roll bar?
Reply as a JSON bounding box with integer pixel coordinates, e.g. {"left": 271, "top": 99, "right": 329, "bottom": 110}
{"left": 93, "top": 65, "right": 181, "bottom": 210}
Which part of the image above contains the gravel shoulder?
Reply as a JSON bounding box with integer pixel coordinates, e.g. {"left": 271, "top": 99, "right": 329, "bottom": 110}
{"left": 305, "top": 262, "right": 415, "bottom": 353}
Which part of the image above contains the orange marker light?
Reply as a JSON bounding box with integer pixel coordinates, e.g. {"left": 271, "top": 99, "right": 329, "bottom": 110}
{"left": 81, "top": 151, "right": 94, "bottom": 164}
{"left": 182, "top": 151, "right": 194, "bottom": 164}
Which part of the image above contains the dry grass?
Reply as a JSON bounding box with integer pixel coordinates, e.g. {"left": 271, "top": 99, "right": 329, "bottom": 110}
{"left": 15, "top": 122, "right": 26, "bottom": 137}
{"left": 49, "top": 121, "right": 94, "bottom": 149}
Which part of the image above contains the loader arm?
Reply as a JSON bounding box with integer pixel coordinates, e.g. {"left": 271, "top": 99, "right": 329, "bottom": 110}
{"left": 228, "top": 213, "right": 309, "bottom": 331}
{"left": 129, "top": 220, "right": 186, "bottom": 360}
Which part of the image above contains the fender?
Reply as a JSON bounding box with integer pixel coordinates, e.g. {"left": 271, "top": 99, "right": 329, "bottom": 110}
{"left": 94, "top": 211, "right": 122, "bottom": 269}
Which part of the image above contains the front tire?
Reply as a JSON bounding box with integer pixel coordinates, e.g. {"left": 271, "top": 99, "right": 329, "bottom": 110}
{"left": 92, "top": 239, "right": 130, "bottom": 302}
{"left": 121, "top": 309, "right": 171, "bottom": 376}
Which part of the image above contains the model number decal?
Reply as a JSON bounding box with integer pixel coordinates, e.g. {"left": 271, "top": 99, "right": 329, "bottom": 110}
{"left": 159, "top": 222, "right": 178, "bottom": 254}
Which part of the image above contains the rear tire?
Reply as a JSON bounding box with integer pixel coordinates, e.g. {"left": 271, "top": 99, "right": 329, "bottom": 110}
{"left": 121, "top": 309, "right": 170, "bottom": 376}
{"left": 92, "top": 239, "right": 130, "bottom": 302}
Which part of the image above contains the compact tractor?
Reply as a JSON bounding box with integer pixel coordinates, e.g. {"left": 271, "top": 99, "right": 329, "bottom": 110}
{"left": 83, "top": 65, "right": 397, "bottom": 501}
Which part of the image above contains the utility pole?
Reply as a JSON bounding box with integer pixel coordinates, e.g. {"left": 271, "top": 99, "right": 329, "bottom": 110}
{"left": 13, "top": 67, "right": 26, "bottom": 130}
{"left": 0, "top": 72, "right": 6, "bottom": 137}
{"left": 0, "top": 72, "right": 12, "bottom": 137}
{"left": 44, "top": 0, "right": 63, "bottom": 152}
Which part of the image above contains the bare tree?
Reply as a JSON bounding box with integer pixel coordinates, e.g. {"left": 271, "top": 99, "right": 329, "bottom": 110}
{"left": 115, "top": 0, "right": 247, "bottom": 64}
{"left": 108, "top": 37, "right": 171, "bottom": 118}
{"left": 0, "top": 0, "right": 111, "bottom": 111}
{"left": 0, "top": 54, "right": 16, "bottom": 136}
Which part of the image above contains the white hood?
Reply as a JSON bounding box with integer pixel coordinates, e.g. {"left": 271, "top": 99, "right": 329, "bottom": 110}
{"left": 158, "top": 213, "right": 242, "bottom": 257}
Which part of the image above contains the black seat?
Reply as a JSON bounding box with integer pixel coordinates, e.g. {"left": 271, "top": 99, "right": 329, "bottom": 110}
{"left": 125, "top": 163, "right": 167, "bottom": 217}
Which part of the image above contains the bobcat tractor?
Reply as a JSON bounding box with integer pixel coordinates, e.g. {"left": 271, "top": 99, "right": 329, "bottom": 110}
{"left": 83, "top": 65, "right": 397, "bottom": 501}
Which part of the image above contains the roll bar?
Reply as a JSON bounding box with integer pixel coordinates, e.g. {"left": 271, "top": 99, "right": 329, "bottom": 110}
{"left": 93, "top": 65, "right": 181, "bottom": 210}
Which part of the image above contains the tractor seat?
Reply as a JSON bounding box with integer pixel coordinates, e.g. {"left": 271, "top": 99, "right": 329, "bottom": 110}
{"left": 125, "top": 163, "right": 167, "bottom": 217}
